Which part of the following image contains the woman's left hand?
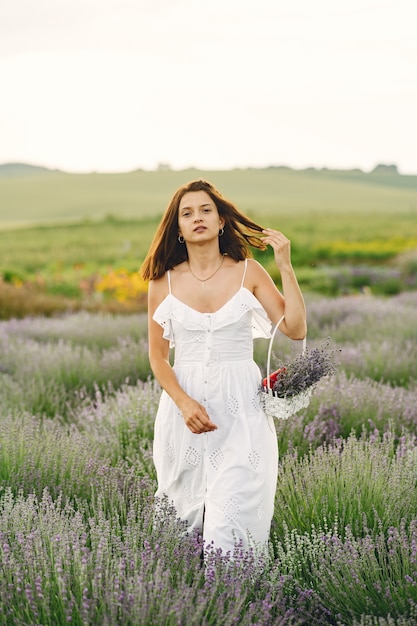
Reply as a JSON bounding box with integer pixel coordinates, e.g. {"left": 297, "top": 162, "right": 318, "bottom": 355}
{"left": 262, "top": 229, "right": 292, "bottom": 270}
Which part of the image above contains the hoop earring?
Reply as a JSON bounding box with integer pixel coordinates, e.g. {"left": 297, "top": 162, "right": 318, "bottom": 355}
{"left": 219, "top": 228, "right": 224, "bottom": 236}
{"left": 178, "top": 235, "right": 185, "bottom": 243}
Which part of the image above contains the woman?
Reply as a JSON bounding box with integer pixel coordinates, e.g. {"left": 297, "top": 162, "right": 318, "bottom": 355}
{"left": 141, "top": 179, "right": 306, "bottom": 557}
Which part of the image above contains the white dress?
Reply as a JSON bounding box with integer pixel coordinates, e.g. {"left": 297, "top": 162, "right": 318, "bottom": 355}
{"left": 152, "top": 259, "right": 278, "bottom": 556}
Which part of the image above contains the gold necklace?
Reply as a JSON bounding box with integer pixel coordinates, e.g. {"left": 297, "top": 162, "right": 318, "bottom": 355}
{"left": 188, "top": 255, "right": 225, "bottom": 287}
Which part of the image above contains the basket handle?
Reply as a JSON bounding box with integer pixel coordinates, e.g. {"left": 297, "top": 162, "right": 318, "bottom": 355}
{"left": 265, "top": 315, "right": 307, "bottom": 391}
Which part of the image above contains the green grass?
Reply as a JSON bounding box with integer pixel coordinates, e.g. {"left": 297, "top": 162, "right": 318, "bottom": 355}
{"left": 0, "top": 216, "right": 160, "bottom": 277}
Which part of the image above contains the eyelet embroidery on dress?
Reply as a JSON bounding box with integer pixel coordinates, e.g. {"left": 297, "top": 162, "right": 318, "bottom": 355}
{"left": 223, "top": 497, "right": 240, "bottom": 522}
{"left": 239, "top": 302, "right": 251, "bottom": 317}
{"left": 248, "top": 449, "right": 260, "bottom": 470}
{"left": 184, "top": 446, "right": 201, "bottom": 468}
{"left": 209, "top": 448, "right": 224, "bottom": 470}
{"left": 166, "top": 443, "right": 175, "bottom": 463}
{"left": 227, "top": 396, "right": 240, "bottom": 415}
{"left": 183, "top": 482, "right": 193, "bottom": 504}
{"left": 257, "top": 501, "right": 265, "bottom": 520}
{"left": 251, "top": 393, "right": 260, "bottom": 411}
{"left": 183, "top": 329, "right": 205, "bottom": 342}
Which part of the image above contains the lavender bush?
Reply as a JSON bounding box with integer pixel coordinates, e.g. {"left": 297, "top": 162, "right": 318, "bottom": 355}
{"left": 272, "top": 519, "right": 417, "bottom": 624}
{"left": 274, "top": 371, "right": 417, "bottom": 457}
{"left": 306, "top": 293, "right": 417, "bottom": 386}
{"left": 0, "top": 319, "right": 151, "bottom": 417}
{"left": 1, "top": 311, "right": 149, "bottom": 348}
{"left": 273, "top": 429, "right": 417, "bottom": 539}
{"left": 0, "top": 486, "right": 329, "bottom": 626}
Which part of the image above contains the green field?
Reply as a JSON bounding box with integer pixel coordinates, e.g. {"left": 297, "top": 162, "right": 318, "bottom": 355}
{"left": 0, "top": 164, "right": 416, "bottom": 317}
{"left": 1, "top": 164, "right": 417, "bottom": 227}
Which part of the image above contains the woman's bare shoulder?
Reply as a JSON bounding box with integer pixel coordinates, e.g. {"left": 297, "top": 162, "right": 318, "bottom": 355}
{"left": 148, "top": 273, "right": 169, "bottom": 308}
{"left": 246, "top": 258, "right": 263, "bottom": 268}
{"left": 246, "top": 257, "right": 270, "bottom": 278}
{"left": 149, "top": 273, "right": 167, "bottom": 288}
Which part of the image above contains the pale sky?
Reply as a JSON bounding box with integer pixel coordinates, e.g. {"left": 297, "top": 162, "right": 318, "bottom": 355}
{"left": 1, "top": 0, "right": 416, "bottom": 173}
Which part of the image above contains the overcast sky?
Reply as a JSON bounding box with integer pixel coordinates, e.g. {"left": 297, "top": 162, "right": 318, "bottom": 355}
{"left": 1, "top": 0, "right": 416, "bottom": 173}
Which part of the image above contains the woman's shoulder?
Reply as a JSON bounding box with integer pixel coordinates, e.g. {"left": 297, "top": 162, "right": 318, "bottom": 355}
{"left": 245, "top": 257, "right": 269, "bottom": 276}
{"left": 243, "top": 258, "right": 275, "bottom": 293}
{"left": 148, "top": 273, "right": 170, "bottom": 310}
{"left": 149, "top": 262, "right": 187, "bottom": 298}
{"left": 246, "top": 258, "right": 262, "bottom": 267}
{"left": 149, "top": 272, "right": 167, "bottom": 289}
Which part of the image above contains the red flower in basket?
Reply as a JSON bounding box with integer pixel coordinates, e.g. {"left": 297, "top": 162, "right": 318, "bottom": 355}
{"left": 262, "top": 367, "right": 286, "bottom": 389}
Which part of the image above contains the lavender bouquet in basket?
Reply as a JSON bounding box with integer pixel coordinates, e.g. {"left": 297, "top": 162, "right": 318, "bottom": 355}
{"left": 259, "top": 339, "right": 339, "bottom": 419}
{"left": 262, "top": 339, "right": 339, "bottom": 398}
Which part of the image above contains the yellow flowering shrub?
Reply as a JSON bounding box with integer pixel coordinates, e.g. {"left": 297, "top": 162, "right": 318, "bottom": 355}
{"left": 95, "top": 269, "right": 148, "bottom": 302}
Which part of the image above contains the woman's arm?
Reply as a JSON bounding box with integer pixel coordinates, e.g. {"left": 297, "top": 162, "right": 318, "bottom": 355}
{"left": 251, "top": 229, "right": 307, "bottom": 340}
{"left": 147, "top": 278, "right": 217, "bottom": 434}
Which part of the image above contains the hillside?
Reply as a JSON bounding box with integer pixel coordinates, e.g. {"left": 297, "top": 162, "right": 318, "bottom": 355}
{"left": 0, "top": 162, "right": 62, "bottom": 178}
{"left": 0, "top": 163, "right": 416, "bottom": 229}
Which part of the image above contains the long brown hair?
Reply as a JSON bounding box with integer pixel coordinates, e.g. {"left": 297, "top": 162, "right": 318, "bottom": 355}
{"left": 140, "top": 179, "right": 266, "bottom": 280}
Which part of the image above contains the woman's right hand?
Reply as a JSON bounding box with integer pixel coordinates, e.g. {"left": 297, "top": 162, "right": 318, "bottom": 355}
{"left": 179, "top": 397, "right": 218, "bottom": 434}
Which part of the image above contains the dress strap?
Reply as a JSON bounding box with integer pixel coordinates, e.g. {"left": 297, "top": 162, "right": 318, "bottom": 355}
{"left": 167, "top": 270, "right": 172, "bottom": 294}
{"left": 240, "top": 258, "right": 248, "bottom": 287}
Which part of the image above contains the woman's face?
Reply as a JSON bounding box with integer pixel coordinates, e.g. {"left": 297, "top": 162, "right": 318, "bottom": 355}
{"left": 178, "top": 190, "right": 224, "bottom": 243}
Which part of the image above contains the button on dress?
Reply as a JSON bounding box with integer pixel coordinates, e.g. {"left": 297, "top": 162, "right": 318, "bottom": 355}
{"left": 152, "top": 259, "right": 278, "bottom": 556}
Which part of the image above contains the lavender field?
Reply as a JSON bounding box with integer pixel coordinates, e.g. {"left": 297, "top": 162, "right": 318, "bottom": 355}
{"left": 1, "top": 293, "right": 417, "bottom": 625}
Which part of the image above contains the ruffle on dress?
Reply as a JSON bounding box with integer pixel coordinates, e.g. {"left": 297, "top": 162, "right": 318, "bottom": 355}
{"left": 153, "top": 287, "right": 272, "bottom": 348}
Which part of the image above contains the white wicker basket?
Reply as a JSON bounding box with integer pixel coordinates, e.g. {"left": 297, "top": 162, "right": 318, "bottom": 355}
{"left": 259, "top": 315, "right": 312, "bottom": 420}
